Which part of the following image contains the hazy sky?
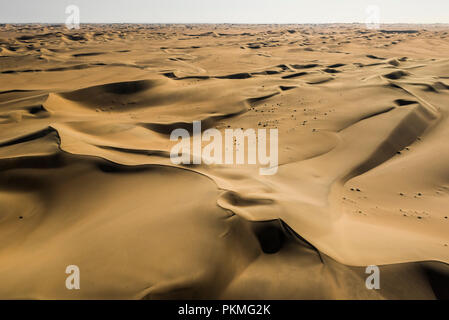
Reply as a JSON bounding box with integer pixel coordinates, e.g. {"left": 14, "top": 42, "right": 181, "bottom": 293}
{"left": 0, "top": 0, "right": 448, "bottom": 24}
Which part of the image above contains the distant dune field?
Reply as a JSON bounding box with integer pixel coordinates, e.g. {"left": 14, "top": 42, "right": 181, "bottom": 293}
{"left": 0, "top": 23, "right": 448, "bottom": 299}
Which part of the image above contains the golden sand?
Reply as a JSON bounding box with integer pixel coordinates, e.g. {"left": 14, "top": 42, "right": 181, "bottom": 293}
{"left": 0, "top": 24, "right": 448, "bottom": 299}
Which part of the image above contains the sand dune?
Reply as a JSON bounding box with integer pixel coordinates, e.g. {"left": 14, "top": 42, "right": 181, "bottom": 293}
{"left": 0, "top": 23, "right": 448, "bottom": 299}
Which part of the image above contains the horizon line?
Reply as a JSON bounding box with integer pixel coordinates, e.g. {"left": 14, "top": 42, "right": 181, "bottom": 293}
{"left": 2, "top": 22, "right": 449, "bottom": 25}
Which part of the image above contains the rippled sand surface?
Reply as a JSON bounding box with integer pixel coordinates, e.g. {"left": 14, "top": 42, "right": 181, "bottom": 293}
{"left": 0, "top": 24, "right": 448, "bottom": 299}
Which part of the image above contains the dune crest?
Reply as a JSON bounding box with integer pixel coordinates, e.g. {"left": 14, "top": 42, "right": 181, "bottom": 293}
{"left": 0, "top": 24, "right": 449, "bottom": 299}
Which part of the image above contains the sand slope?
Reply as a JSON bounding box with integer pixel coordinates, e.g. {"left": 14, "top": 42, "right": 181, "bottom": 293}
{"left": 0, "top": 24, "right": 448, "bottom": 299}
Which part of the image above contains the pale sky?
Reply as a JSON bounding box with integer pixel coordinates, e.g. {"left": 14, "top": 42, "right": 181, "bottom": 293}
{"left": 0, "top": 0, "right": 448, "bottom": 24}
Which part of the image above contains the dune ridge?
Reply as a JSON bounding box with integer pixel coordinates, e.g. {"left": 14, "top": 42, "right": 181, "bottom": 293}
{"left": 0, "top": 23, "right": 448, "bottom": 299}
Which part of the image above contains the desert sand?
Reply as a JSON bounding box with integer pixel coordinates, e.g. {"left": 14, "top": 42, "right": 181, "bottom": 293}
{"left": 0, "top": 23, "right": 448, "bottom": 299}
